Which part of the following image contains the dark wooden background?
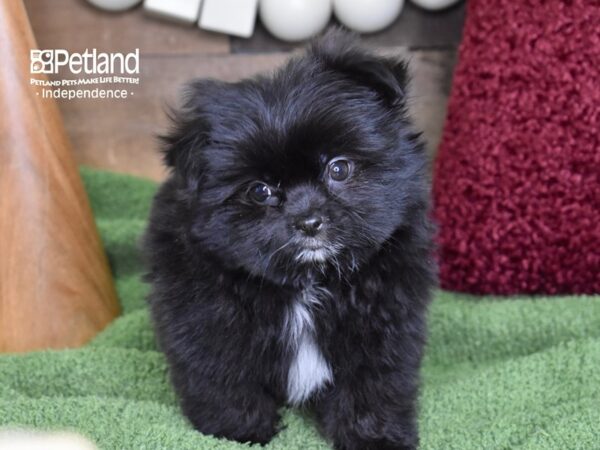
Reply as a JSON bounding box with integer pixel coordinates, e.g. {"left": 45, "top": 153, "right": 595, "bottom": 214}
{"left": 24, "top": 0, "right": 465, "bottom": 181}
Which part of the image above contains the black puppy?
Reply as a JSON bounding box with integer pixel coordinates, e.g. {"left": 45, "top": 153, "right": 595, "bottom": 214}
{"left": 144, "top": 30, "right": 435, "bottom": 450}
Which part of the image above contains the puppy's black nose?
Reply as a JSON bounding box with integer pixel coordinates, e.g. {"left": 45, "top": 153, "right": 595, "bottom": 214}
{"left": 295, "top": 215, "right": 324, "bottom": 236}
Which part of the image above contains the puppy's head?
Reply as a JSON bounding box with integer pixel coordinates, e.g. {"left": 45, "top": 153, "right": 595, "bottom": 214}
{"left": 162, "top": 30, "right": 427, "bottom": 284}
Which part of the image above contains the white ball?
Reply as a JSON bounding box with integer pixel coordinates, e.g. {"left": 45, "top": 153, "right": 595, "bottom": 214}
{"left": 410, "top": 0, "right": 461, "bottom": 11}
{"left": 260, "top": 0, "right": 332, "bottom": 42}
{"left": 333, "top": 0, "right": 403, "bottom": 33}
{"left": 86, "top": 0, "right": 141, "bottom": 12}
{"left": 412, "top": 0, "right": 460, "bottom": 11}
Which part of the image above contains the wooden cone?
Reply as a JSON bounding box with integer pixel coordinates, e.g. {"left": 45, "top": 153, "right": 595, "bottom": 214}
{"left": 0, "top": 0, "right": 120, "bottom": 352}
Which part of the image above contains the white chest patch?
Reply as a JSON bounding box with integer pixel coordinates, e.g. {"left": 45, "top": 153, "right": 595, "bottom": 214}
{"left": 285, "top": 288, "right": 333, "bottom": 405}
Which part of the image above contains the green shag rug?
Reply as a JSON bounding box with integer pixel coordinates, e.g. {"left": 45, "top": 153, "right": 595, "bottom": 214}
{"left": 1, "top": 168, "right": 598, "bottom": 449}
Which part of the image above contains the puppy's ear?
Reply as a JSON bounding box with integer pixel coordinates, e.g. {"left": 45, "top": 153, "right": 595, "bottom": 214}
{"left": 160, "top": 80, "right": 220, "bottom": 179}
{"left": 309, "top": 29, "right": 408, "bottom": 106}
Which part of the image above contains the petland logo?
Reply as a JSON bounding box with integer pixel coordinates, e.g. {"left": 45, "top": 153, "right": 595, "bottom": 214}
{"left": 30, "top": 48, "right": 140, "bottom": 101}
{"left": 30, "top": 49, "right": 139, "bottom": 75}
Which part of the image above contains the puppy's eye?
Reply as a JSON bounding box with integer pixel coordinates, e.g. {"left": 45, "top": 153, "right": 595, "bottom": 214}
{"left": 247, "top": 182, "right": 280, "bottom": 206}
{"left": 327, "top": 158, "right": 353, "bottom": 182}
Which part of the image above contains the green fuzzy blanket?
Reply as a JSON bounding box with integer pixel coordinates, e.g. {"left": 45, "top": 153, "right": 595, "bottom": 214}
{"left": 1, "top": 169, "right": 598, "bottom": 449}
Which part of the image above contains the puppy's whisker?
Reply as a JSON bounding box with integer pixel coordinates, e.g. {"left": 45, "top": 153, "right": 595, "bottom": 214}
{"left": 258, "top": 239, "right": 294, "bottom": 290}
{"left": 330, "top": 253, "right": 342, "bottom": 282}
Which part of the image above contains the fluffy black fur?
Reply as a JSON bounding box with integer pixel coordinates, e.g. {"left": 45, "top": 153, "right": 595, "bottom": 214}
{"left": 143, "top": 30, "right": 436, "bottom": 450}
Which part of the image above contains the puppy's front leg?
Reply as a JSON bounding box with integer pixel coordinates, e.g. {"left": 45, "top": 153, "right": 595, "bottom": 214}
{"left": 172, "top": 364, "right": 281, "bottom": 445}
{"left": 315, "top": 369, "right": 420, "bottom": 450}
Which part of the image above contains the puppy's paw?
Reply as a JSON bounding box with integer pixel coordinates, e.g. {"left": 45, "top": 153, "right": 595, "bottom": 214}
{"left": 228, "top": 419, "right": 281, "bottom": 446}
{"left": 186, "top": 402, "right": 282, "bottom": 446}
{"left": 334, "top": 437, "right": 416, "bottom": 450}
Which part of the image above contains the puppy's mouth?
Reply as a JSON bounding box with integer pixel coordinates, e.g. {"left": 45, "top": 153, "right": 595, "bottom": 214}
{"left": 294, "top": 237, "right": 338, "bottom": 263}
{"left": 300, "top": 237, "right": 326, "bottom": 250}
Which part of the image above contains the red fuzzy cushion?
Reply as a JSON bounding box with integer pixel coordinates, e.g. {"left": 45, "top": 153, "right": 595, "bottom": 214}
{"left": 433, "top": 0, "right": 600, "bottom": 295}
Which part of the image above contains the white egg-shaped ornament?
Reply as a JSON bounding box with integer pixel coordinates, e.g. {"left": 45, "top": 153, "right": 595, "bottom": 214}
{"left": 333, "top": 0, "right": 403, "bottom": 33}
{"left": 260, "top": 0, "right": 332, "bottom": 42}
{"left": 86, "top": 0, "right": 141, "bottom": 12}
{"left": 410, "top": 0, "right": 461, "bottom": 11}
